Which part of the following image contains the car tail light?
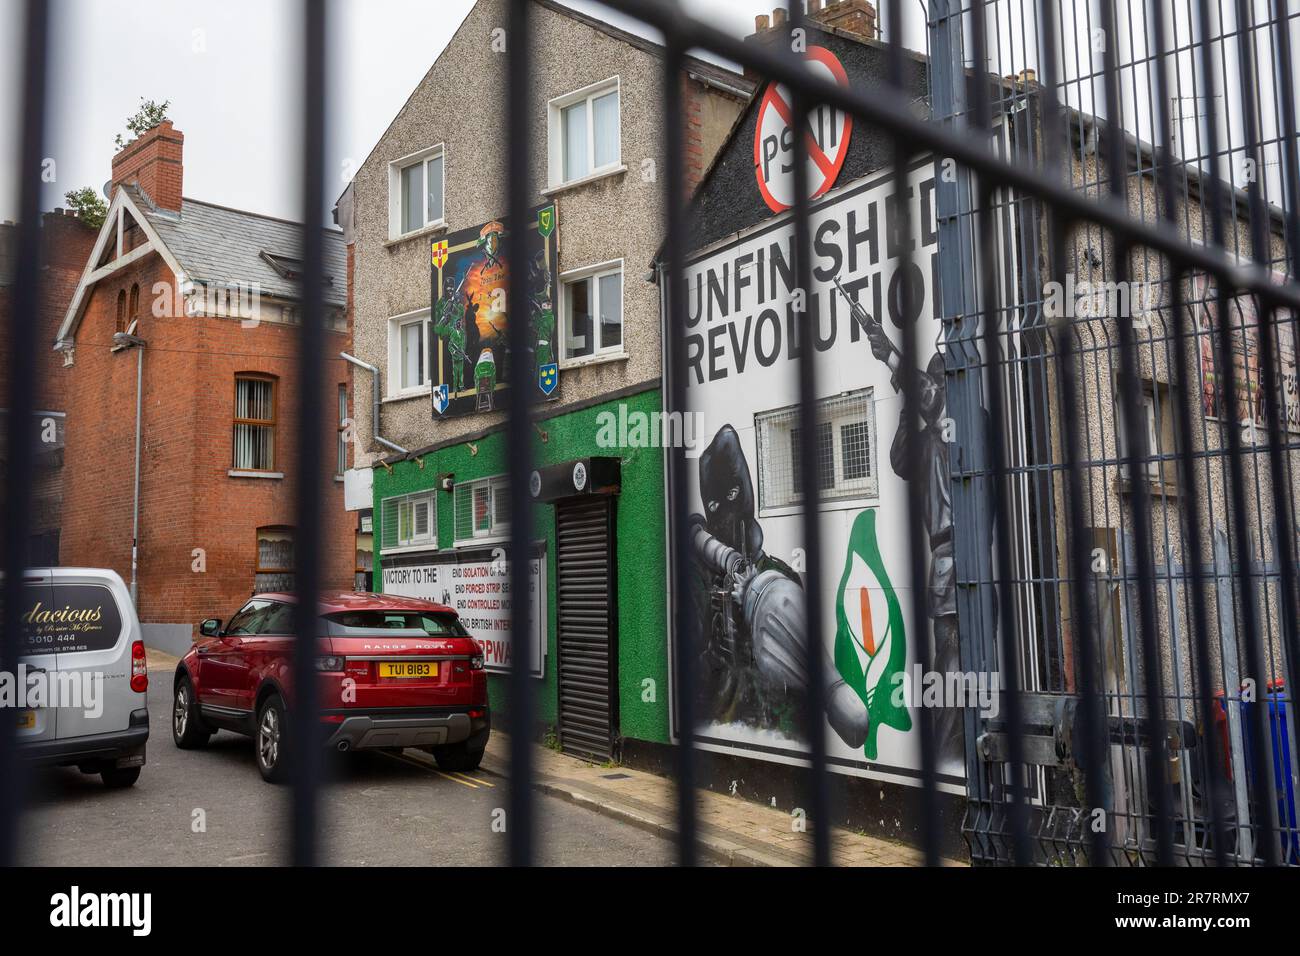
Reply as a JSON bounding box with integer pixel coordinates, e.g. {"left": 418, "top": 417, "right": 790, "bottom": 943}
{"left": 130, "top": 640, "right": 147, "bottom": 693}
{"left": 469, "top": 652, "right": 484, "bottom": 670}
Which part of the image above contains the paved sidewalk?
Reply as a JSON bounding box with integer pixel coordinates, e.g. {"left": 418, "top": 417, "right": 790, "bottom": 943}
{"left": 483, "top": 732, "right": 964, "bottom": 867}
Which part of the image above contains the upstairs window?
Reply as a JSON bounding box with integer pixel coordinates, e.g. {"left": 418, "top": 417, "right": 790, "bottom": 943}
{"left": 453, "top": 475, "right": 509, "bottom": 544}
{"left": 233, "top": 374, "right": 277, "bottom": 471}
{"left": 561, "top": 261, "right": 623, "bottom": 363}
{"left": 389, "top": 146, "right": 445, "bottom": 239}
{"left": 380, "top": 491, "right": 437, "bottom": 551}
{"left": 549, "top": 78, "right": 620, "bottom": 187}
{"left": 128, "top": 283, "right": 140, "bottom": 327}
{"left": 115, "top": 289, "right": 127, "bottom": 334}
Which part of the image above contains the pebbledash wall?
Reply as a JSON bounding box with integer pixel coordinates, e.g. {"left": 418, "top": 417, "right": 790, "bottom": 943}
{"left": 372, "top": 386, "right": 669, "bottom": 743}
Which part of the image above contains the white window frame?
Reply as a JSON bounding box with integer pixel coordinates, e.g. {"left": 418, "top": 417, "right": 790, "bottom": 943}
{"left": 755, "top": 390, "right": 879, "bottom": 515}
{"left": 547, "top": 77, "right": 622, "bottom": 189}
{"left": 1117, "top": 385, "right": 1163, "bottom": 480}
{"left": 381, "top": 491, "right": 438, "bottom": 552}
{"left": 453, "top": 475, "right": 511, "bottom": 547}
{"left": 559, "top": 259, "right": 625, "bottom": 368}
{"left": 387, "top": 307, "right": 432, "bottom": 398}
{"left": 387, "top": 144, "right": 446, "bottom": 240}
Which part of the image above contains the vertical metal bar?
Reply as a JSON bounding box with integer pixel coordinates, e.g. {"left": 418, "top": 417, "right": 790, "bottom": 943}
{"left": 887, "top": 0, "right": 940, "bottom": 866}
{"left": 1035, "top": 0, "right": 1111, "bottom": 867}
{"left": 1231, "top": 0, "right": 1300, "bottom": 862}
{"left": 967, "top": 0, "right": 1032, "bottom": 867}
{"left": 0, "top": 0, "right": 49, "bottom": 868}
{"left": 1194, "top": 0, "right": 1280, "bottom": 865}
{"left": 289, "top": 0, "right": 327, "bottom": 868}
{"left": 786, "top": 0, "right": 831, "bottom": 869}
{"left": 1097, "top": 0, "right": 1176, "bottom": 867}
{"left": 505, "top": 0, "right": 536, "bottom": 868}
{"left": 661, "top": 33, "right": 697, "bottom": 869}
{"left": 1146, "top": 0, "right": 1229, "bottom": 866}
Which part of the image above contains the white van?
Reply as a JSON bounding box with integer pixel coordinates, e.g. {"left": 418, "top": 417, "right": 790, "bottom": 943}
{"left": 16, "top": 567, "right": 149, "bottom": 787}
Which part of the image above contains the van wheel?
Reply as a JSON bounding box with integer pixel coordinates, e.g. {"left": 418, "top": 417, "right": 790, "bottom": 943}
{"left": 432, "top": 741, "right": 485, "bottom": 772}
{"left": 256, "top": 693, "right": 289, "bottom": 784}
{"left": 173, "top": 677, "right": 212, "bottom": 749}
{"left": 101, "top": 766, "right": 140, "bottom": 789}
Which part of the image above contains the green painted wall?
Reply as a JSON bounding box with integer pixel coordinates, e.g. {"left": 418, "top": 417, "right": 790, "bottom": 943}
{"left": 372, "top": 387, "right": 670, "bottom": 745}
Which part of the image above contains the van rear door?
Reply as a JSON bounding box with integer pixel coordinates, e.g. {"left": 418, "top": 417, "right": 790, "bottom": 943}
{"left": 17, "top": 572, "right": 58, "bottom": 744}
{"left": 44, "top": 570, "right": 137, "bottom": 742}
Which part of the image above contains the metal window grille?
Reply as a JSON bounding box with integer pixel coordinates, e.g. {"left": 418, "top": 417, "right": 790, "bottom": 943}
{"left": 4, "top": 0, "right": 1300, "bottom": 871}
{"left": 758, "top": 389, "right": 876, "bottom": 508}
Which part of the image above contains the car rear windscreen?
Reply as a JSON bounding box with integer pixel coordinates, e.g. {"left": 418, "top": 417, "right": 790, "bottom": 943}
{"left": 322, "top": 611, "right": 468, "bottom": 637}
{"left": 22, "top": 583, "right": 124, "bottom": 654}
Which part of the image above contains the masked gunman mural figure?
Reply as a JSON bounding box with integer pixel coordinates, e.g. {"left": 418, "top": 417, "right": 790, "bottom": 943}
{"left": 690, "top": 425, "right": 871, "bottom": 749}
{"left": 835, "top": 277, "right": 965, "bottom": 769}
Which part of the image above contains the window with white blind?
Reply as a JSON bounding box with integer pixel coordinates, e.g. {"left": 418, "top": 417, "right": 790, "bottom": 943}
{"left": 548, "top": 78, "right": 620, "bottom": 187}
{"left": 453, "top": 475, "right": 510, "bottom": 545}
{"left": 387, "top": 309, "right": 431, "bottom": 396}
{"left": 380, "top": 492, "right": 437, "bottom": 551}
{"left": 388, "top": 145, "right": 445, "bottom": 239}
{"left": 233, "top": 375, "right": 276, "bottom": 471}
{"left": 755, "top": 389, "right": 877, "bottom": 512}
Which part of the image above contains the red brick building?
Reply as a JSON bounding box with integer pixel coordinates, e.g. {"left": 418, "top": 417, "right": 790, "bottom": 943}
{"left": 0, "top": 207, "right": 99, "bottom": 564}
{"left": 53, "top": 121, "right": 355, "bottom": 652}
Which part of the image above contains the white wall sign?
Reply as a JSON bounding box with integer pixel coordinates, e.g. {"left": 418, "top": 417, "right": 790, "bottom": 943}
{"left": 381, "top": 551, "right": 546, "bottom": 677}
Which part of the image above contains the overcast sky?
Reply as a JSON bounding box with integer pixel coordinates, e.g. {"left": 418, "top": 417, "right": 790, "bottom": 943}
{"left": 0, "top": 0, "right": 930, "bottom": 225}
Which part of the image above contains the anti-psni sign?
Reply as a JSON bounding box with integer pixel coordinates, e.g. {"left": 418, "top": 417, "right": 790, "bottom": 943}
{"left": 753, "top": 46, "right": 853, "bottom": 213}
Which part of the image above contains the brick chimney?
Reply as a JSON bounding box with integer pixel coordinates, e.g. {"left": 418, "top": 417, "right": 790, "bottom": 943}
{"left": 749, "top": 0, "right": 879, "bottom": 42}
{"left": 110, "top": 120, "right": 184, "bottom": 212}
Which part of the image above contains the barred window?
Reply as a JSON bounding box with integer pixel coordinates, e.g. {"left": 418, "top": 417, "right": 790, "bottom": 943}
{"left": 453, "top": 475, "right": 510, "bottom": 544}
{"left": 756, "top": 389, "right": 877, "bottom": 511}
{"left": 233, "top": 374, "right": 276, "bottom": 471}
{"left": 380, "top": 492, "right": 436, "bottom": 551}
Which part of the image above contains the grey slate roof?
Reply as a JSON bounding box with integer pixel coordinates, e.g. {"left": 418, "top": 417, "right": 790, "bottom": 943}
{"left": 127, "top": 184, "right": 347, "bottom": 308}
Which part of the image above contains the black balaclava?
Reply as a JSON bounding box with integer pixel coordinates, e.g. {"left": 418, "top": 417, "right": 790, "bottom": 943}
{"left": 699, "top": 425, "right": 763, "bottom": 559}
{"left": 920, "top": 350, "right": 946, "bottom": 424}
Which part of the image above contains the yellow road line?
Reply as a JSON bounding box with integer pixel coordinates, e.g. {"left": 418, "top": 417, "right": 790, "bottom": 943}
{"left": 451, "top": 771, "right": 494, "bottom": 788}
{"left": 379, "top": 751, "right": 481, "bottom": 789}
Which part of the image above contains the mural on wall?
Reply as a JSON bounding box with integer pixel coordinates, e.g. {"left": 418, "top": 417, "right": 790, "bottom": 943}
{"left": 673, "top": 159, "right": 974, "bottom": 790}
{"left": 429, "top": 205, "right": 559, "bottom": 418}
{"left": 1194, "top": 270, "right": 1300, "bottom": 434}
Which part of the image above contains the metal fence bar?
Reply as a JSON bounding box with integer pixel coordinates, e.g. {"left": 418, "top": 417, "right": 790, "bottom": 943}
{"left": 660, "top": 33, "right": 698, "bottom": 869}
{"left": 1097, "top": 0, "right": 1176, "bottom": 866}
{"left": 1193, "top": 0, "right": 1281, "bottom": 865}
{"left": 289, "top": 0, "right": 327, "bottom": 867}
{"left": 0, "top": 0, "right": 49, "bottom": 869}
{"left": 1032, "top": 0, "right": 1112, "bottom": 867}
{"left": 968, "top": 0, "right": 1032, "bottom": 867}
{"left": 1146, "top": 0, "right": 1229, "bottom": 866}
{"left": 787, "top": 0, "right": 832, "bottom": 868}
{"left": 505, "top": 0, "right": 537, "bottom": 868}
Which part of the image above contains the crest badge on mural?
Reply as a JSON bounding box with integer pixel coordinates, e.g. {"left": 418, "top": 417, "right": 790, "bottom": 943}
{"left": 538, "top": 362, "right": 558, "bottom": 395}
{"left": 537, "top": 204, "right": 556, "bottom": 238}
{"left": 432, "top": 383, "right": 449, "bottom": 416}
{"left": 431, "top": 240, "right": 449, "bottom": 270}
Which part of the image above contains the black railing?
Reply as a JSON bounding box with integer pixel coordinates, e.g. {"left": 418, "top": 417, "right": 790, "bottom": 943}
{"left": 4, "top": 0, "right": 1299, "bottom": 868}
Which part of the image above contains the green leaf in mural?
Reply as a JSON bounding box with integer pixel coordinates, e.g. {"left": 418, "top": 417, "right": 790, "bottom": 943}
{"left": 833, "top": 508, "right": 910, "bottom": 759}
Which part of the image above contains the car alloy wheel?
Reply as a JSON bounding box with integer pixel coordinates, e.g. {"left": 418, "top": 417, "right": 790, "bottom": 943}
{"left": 259, "top": 706, "right": 280, "bottom": 772}
{"left": 174, "top": 684, "right": 190, "bottom": 739}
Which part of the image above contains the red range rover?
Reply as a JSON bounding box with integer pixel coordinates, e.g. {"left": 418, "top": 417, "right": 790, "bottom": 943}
{"left": 172, "top": 592, "right": 490, "bottom": 782}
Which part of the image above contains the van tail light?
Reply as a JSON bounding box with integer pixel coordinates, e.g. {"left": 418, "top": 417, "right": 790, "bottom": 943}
{"left": 130, "top": 640, "right": 148, "bottom": 693}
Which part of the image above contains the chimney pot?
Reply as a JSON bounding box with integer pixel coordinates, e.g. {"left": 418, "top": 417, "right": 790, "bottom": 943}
{"left": 773, "top": 7, "right": 787, "bottom": 28}
{"left": 755, "top": 13, "right": 770, "bottom": 31}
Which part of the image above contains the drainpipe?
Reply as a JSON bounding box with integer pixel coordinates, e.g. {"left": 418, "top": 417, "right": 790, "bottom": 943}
{"left": 112, "top": 331, "right": 147, "bottom": 606}
{"left": 339, "top": 351, "right": 408, "bottom": 456}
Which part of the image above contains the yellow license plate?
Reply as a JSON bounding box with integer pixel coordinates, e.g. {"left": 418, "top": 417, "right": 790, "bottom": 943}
{"left": 17, "top": 710, "right": 35, "bottom": 730}
{"left": 378, "top": 661, "right": 437, "bottom": 679}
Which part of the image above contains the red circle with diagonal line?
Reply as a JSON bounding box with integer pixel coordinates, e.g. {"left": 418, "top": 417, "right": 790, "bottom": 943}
{"left": 753, "top": 45, "right": 853, "bottom": 213}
